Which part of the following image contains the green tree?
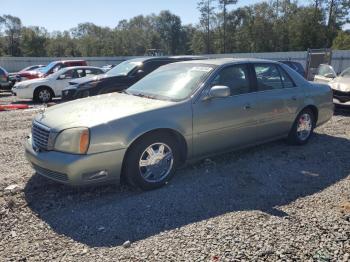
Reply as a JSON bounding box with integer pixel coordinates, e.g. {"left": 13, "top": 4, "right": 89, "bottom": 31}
{"left": 1, "top": 15, "right": 22, "bottom": 56}
{"left": 325, "top": 0, "right": 350, "bottom": 46}
{"left": 218, "top": 0, "right": 237, "bottom": 53}
{"left": 155, "top": 11, "right": 183, "bottom": 55}
{"left": 20, "top": 26, "right": 48, "bottom": 56}
{"left": 332, "top": 30, "right": 350, "bottom": 49}
{"left": 46, "top": 31, "right": 80, "bottom": 57}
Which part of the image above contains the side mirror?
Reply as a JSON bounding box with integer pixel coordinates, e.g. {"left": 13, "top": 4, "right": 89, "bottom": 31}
{"left": 136, "top": 69, "right": 144, "bottom": 75}
{"left": 203, "top": 85, "right": 231, "bottom": 100}
{"left": 324, "top": 72, "right": 336, "bottom": 79}
{"left": 58, "top": 74, "right": 66, "bottom": 80}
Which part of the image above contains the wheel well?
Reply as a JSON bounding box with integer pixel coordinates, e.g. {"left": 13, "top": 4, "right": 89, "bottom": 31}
{"left": 303, "top": 105, "right": 318, "bottom": 124}
{"left": 120, "top": 128, "right": 188, "bottom": 184}
{"left": 34, "top": 86, "right": 55, "bottom": 98}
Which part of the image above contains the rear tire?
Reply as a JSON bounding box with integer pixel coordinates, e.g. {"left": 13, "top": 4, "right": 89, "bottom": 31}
{"left": 123, "top": 132, "right": 180, "bottom": 190}
{"left": 34, "top": 87, "right": 53, "bottom": 103}
{"left": 287, "top": 108, "right": 315, "bottom": 145}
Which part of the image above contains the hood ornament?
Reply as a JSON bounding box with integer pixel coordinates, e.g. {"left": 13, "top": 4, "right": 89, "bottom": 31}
{"left": 38, "top": 104, "right": 47, "bottom": 120}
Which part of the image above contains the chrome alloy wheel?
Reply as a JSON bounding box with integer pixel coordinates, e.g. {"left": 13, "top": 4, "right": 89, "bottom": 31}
{"left": 38, "top": 89, "right": 51, "bottom": 103}
{"left": 139, "top": 143, "right": 174, "bottom": 183}
{"left": 297, "top": 113, "right": 312, "bottom": 141}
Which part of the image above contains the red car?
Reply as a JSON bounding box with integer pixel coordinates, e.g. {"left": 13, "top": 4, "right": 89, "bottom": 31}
{"left": 16, "top": 60, "right": 87, "bottom": 81}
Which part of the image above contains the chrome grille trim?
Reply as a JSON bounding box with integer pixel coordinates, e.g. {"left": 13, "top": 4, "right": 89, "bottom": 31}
{"left": 32, "top": 163, "right": 69, "bottom": 182}
{"left": 32, "top": 121, "right": 50, "bottom": 150}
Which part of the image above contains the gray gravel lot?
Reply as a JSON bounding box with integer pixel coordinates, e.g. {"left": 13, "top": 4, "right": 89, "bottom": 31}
{"left": 0, "top": 92, "right": 349, "bottom": 261}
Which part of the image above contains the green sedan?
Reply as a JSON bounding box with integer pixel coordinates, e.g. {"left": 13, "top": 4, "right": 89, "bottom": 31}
{"left": 25, "top": 58, "right": 334, "bottom": 190}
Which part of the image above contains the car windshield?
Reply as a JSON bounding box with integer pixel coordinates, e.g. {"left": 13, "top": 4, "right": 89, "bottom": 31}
{"left": 105, "top": 60, "right": 142, "bottom": 77}
{"left": 37, "top": 61, "right": 58, "bottom": 74}
{"left": 127, "top": 63, "right": 214, "bottom": 101}
{"left": 340, "top": 67, "right": 350, "bottom": 77}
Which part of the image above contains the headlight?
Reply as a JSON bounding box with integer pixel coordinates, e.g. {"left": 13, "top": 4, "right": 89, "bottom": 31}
{"left": 14, "top": 84, "right": 30, "bottom": 89}
{"left": 54, "top": 127, "right": 90, "bottom": 154}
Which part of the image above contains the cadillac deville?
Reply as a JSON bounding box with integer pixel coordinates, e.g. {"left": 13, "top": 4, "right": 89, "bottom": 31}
{"left": 25, "top": 59, "right": 334, "bottom": 190}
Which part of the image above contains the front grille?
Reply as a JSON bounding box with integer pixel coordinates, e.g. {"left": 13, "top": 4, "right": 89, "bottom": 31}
{"left": 333, "top": 90, "right": 350, "bottom": 102}
{"left": 32, "top": 122, "right": 50, "bottom": 150}
{"left": 32, "top": 163, "right": 69, "bottom": 182}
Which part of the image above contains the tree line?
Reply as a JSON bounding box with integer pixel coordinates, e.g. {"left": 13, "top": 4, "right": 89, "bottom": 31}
{"left": 0, "top": 0, "right": 349, "bottom": 57}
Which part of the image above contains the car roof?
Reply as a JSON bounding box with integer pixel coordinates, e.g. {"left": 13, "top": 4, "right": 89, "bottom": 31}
{"left": 176, "top": 58, "right": 281, "bottom": 66}
{"left": 60, "top": 60, "right": 86, "bottom": 63}
{"left": 125, "top": 56, "right": 208, "bottom": 63}
{"left": 62, "top": 66, "right": 103, "bottom": 71}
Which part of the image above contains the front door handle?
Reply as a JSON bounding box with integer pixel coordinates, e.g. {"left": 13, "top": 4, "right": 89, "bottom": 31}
{"left": 291, "top": 96, "right": 297, "bottom": 101}
{"left": 244, "top": 104, "right": 252, "bottom": 110}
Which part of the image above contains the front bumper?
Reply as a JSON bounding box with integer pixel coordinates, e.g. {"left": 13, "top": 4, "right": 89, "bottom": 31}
{"left": 25, "top": 137, "right": 126, "bottom": 186}
{"left": 61, "top": 87, "right": 90, "bottom": 101}
{"left": 61, "top": 88, "right": 77, "bottom": 101}
{"left": 333, "top": 89, "right": 350, "bottom": 106}
{"left": 11, "top": 87, "right": 33, "bottom": 99}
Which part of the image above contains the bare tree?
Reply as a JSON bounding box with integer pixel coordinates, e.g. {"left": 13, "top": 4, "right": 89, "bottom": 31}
{"left": 198, "top": 0, "right": 216, "bottom": 53}
{"left": 218, "top": 0, "right": 237, "bottom": 53}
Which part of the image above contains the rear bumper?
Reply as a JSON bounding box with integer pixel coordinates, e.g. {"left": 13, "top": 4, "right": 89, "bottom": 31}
{"left": 25, "top": 137, "right": 126, "bottom": 186}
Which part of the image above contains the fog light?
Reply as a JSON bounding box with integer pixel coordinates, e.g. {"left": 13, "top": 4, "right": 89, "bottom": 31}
{"left": 83, "top": 170, "right": 108, "bottom": 181}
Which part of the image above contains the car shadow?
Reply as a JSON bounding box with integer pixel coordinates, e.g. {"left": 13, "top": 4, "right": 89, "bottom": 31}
{"left": 334, "top": 106, "right": 350, "bottom": 117}
{"left": 10, "top": 98, "right": 63, "bottom": 106}
{"left": 24, "top": 133, "right": 350, "bottom": 247}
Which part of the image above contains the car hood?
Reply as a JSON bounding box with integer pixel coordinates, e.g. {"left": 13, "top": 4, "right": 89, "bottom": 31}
{"left": 34, "top": 93, "right": 174, "bottom": 130}
{"left": 329, "top": 77, "right": 350, "bottom": 92}
{"left": 18, "top": 70, "right": 42, "bottom": 77}
{"left": 15, "top": 77, "right": 48, "bottom": 87}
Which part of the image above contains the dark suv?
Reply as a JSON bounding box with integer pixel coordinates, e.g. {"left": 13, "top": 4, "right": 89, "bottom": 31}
{"left": 61, "top": 56, "right": 205, "bottom": 101}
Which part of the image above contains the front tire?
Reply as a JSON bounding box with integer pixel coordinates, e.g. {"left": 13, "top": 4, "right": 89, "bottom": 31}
{"left": 287, "top": 108, "right": 315, "bottom": 145}
{"left": 34, "top": 87, "right": 53, "bottom": 103}
{"left": 123, "top": 132, "right": 180, "bottom": 190}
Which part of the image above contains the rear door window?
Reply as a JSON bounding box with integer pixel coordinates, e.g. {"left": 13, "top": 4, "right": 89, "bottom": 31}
{"left": 278, "top": 67, "right": 295, "bottom": 88}
{"left": 254, "top": 64, "right": 283, "bottom": 91}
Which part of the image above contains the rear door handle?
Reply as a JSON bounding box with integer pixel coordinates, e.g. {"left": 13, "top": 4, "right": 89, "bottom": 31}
{"left": 292, "top": 96, "right": 297, "bottom": 101}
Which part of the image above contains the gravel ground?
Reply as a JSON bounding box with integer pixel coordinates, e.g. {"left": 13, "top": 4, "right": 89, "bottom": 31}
{"left": 0, "top": 92, "right": 349, "bottom": 261}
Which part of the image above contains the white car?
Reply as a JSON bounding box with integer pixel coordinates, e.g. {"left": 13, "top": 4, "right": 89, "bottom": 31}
{"left": 12, "top": 66, "right": 104, "bottom": 103}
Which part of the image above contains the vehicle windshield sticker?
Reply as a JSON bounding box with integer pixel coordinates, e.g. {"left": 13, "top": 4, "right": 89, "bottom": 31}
{"left": 191, "top": 67, "right": 212, "bottom": 72}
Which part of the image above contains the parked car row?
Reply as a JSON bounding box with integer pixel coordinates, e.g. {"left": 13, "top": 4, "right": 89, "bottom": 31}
{"left": 11, "top": 56, "right": 205, "bottom": 102}
{"left": 23, "top": 57, "right": 334, "bottom": 191}
{"left": 0, "top": 60, "right": 116, "bottom": 91}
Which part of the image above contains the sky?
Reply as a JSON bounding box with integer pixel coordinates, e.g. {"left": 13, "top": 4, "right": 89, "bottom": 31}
{"left": 1, "top": 0, "right": 262, "bottom": 32}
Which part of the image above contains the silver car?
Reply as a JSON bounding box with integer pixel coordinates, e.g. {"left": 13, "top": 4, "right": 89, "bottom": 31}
{"left": 314, "top": 64, "right": 350, "bottom": 106}
{"left": 25, "top": 59, "right": 334, "bottom": 190}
